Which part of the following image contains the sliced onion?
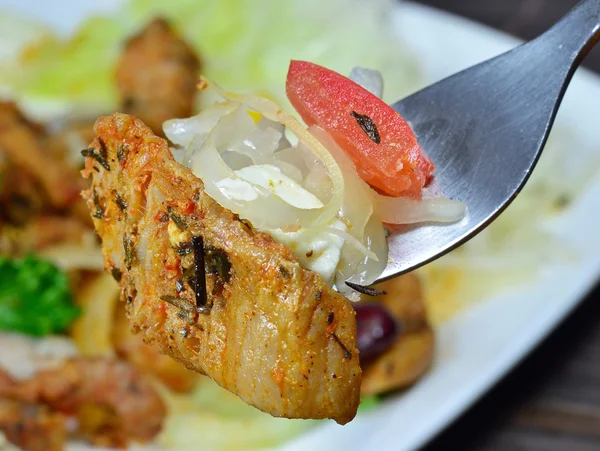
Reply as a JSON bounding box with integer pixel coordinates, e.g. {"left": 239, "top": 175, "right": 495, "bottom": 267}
{"left": 201, "top": 77, "right": 345, "bottom": 227}
{"left": 274, "top": 146, "right": 311, "bottom": 179}
{"left": 191, "top": 116, "right": 339, "bottom": 230}
{"left": 373, "top": 194, "right": 467, "bottom": 224}
{"left": 221, "top": 150, "right": 253, "bottom": 170}
{"left": 228, "top": 124, "right": 282, "bottom": 165}
{"left": 303, "top": 160, "right": 333, "bottom": 204}
{"left": 309, "top": 126, "right": 373, "bottom": 240}
{"left": 163, "top": 102, "right": 238, "bottom": 148}
{"left": 270, "top": 159, "right": 304, "bottom": 184}
{"left": 337, "top": 214, "right": 389, "bottom": 287}
{"left": 208, "top": 106, "right": 257, "bottom": 151}
{"left": 321, "top": 227, "right": 378, "bottom": 262}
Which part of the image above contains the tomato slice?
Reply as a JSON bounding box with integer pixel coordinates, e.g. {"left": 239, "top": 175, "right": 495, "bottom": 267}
{"left": 286, "top": 60, "right": 434, "bottom": 198}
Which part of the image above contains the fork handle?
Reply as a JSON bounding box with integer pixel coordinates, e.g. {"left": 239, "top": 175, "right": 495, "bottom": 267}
{"left": 543, "top": 0, "right": 600, "bottom": 66}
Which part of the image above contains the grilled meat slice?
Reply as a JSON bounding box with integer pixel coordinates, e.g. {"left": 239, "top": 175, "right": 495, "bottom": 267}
{"left": 115, "top": 18, "right": 201, "bottom": 136}
{"left": 81, "top": 113, "right": 361, "bottom": 424}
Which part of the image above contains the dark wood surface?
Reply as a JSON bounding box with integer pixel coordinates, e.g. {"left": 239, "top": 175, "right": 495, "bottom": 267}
{"left": 410, "top": 1, "right": 600, "bottom": 450}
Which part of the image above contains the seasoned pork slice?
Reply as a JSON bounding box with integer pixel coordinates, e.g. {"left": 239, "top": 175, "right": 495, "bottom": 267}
{"left": 115, "top": 18, "right": 201, "bottom": 136}
{"left": 0, "top": 357, "right": 165, "bottom": 447}
{"left": 0, "top": 399, "right": 65, "bottom": 451}
{"left": 0, "top": 102, "right": 83, "bottom": 209}
{"left": 81, "top": 114, "right": 361, "bottom": 424}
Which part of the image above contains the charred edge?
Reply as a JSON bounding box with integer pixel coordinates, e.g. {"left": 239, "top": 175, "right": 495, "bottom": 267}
{"left": 160, "top": 295, "right": 194, "bottom": 313}
{"left": 114, "top": 192, "right": 127, "bottom": 213}
{"left": 92, "top": 190, "right": 104, "bottom": 219}
{"left": 350, "top": 111, "right": 381, "bottom": 144}
{"left": 331, "top": 332, "right": 352, "bottom": 359}
{"left": 278, "top": 265, "right": 292, "bottom": 280}
{"left": 168, "top": 207, "right": 187, "bottom": 230}
{"left": 117, "top": 143, "right": 130, "bottom": 163}
{"left": 111, "top": 267, "right": 122, "bottom": 282}
{"left": 327, "top": 312, "right": 334, "bottom": 324}
{"left": 81, "top": 147, "right": 110, "bottom": 171}
{"left": 123, "top": 235, "right": 136, "bottom": 270}
{"left": 345, "top": 281, "right": 387, "bottom": 297}
{"left": 192, "top": 236, "right": 208, "bottom": 310}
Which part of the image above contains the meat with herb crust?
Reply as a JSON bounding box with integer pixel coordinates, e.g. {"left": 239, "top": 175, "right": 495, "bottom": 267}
{"left": 0, "top": 357, "right": 165, "bottom": 448}
{"left": 115, "top": 18, "right": 201, "bottom": 136}
{"left": 0, "top": 399, "right": 65, "bottom": 451}
{"left": 81, "top": 113, "right": 361, "bottom": 424}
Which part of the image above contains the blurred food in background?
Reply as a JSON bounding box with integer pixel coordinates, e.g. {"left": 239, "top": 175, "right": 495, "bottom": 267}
{"left": 0, "top": 1, "right": 437, "bottom": 449}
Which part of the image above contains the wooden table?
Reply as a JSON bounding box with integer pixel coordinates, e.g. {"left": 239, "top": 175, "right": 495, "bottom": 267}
{"left": 411, "top": 1, "right": 600, "bottom": 450}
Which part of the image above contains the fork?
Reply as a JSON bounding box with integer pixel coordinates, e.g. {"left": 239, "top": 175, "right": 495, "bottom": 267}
{"left": 379, "top": 0, "right": 600, "bottom": 281}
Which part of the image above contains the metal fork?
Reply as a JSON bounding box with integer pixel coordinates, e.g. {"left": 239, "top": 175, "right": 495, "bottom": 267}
{"left": 380, "top": 0, "right": 600, "bottom": 281}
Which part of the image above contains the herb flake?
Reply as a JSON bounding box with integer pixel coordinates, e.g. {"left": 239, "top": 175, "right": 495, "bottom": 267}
{"left": 81, "top": 147, "right": 110, "bottom": 171}
{"left": 345, "top": 281, "right": 387, "bottom": 297}
{"left": 160, "top": 295, "right": 193, "bottom": 312}
{"left": 192, "top": 236, "right": 208, "bottom": 310}
{"left": 350, "top": 111, "right": 381, "bottom": 144}
{"left": 114, "top": 192, "right": 127, "bottom": 212}
{"left": 168, "top": 207, "right": 187, "bottom": 230}
{"left": 117, "top": 143, "right": 129, "bottom": 163}
{"left": 111, "top": 267, "right": 122, "bottom": 282}
{"left": 123, "top": 236, "right": 136, "bottom": 270}
{"left": 205, "top": 246, "right": 232, "bottom": 286}
{"left": 92, "top": 190, "right": 104, "bottom": 219}
{"left": 331, "top": 332, "right": 352, "bottom": 359}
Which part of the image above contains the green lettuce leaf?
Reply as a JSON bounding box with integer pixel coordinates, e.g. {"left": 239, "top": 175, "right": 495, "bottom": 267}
{"left": 0, "top": 0, "right": 420, "bottom": 113}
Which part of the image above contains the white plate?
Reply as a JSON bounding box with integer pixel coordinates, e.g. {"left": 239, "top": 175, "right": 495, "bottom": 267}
{"left": 282, "top": 5, "right": 600, "bottom": 451}
{"left": 2, "top": 2, "right": 600, "bottom": 451}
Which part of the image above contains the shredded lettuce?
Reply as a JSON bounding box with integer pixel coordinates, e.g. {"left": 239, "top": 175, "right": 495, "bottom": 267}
{"left": 0, "top": 255, "right": 80, "bottom": 337}
{"left": 0, "top": 0, "right": 420, "bottom": 113}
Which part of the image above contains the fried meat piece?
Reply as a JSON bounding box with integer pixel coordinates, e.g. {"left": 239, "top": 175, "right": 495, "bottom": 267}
{"left": 81, "top": 113, "right": 361, "bottom": 424}
{"left": 115, "top": 18, "right": 201, "bottom": 136}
